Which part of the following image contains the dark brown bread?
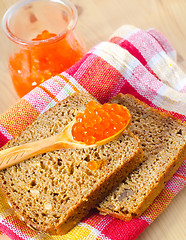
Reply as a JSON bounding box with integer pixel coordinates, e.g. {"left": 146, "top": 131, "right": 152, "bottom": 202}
{"left": 98, "top": 94, "right": 186, "bottom": 220}
{"left": 0, "top": 92, "right": 143, "bottom": 234}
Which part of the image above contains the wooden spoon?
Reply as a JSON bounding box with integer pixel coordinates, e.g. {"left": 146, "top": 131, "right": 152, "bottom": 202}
{"left": 0, "top": 117, "right": 130, "bottom": 170}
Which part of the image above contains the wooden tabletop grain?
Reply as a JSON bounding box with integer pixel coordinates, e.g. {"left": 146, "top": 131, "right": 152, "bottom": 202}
{"left": 0, "top": 0, "right": 186, "bottom": 240}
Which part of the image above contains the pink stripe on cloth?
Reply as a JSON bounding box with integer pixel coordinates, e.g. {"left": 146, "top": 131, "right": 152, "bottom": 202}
{"left": 0, "top": 124, "right": 12, "bottom": 146}
{"left": 146, "top": 28, "right": 176, "bottom": 59}
{"left": 100, "top": 217, "right": 148, "bottom": 240}
{"left": 23, "top": 88, "right": 51, "bottom": 114}
{"left": 126, "top": 64, "right": 162, "bottom": 98}
{"left": 164, "top": 177, "right": 185, "bottom": 195}
{"left": 67, "top": 54, "right": 124, "bottom": 103}
{"left": 110, "top": 27, "right": 174, "bottom": 62}
{"left": 127, "top": 30, "right": 169, "bottom": 61}
{"left": 176, "top": 160, "right": 186, "bottom": 177}
{"left": 0, "top": 132, "right": 9, "bottom": 147}
{"left": 0, "top": 221, "right": 27, "bottom": 240}
{"left": 117, "top": 39, "right": 161, "bottom": 81}
{"left": 120, "top": 80, "right": 156, "bottom": 106}
{"left": 82, "top": 210, "right": 148, "bottom": 240}
{"left": 67, "top": 53, "right": 97, "bottom": 81}
{"left": 0, "top": 223, "right": 24, "bottom": 240}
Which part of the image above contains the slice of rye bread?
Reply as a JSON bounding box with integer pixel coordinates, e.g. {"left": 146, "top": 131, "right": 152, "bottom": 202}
{"left": 0, "top": 92, "right": 143, "bottom": 235}
{"left": 97, "top": 94, "right": 186, "bottom": 220}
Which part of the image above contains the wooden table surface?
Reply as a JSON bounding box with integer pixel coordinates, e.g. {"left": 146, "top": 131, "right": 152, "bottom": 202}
{"left": 0, "top": 0, "right": 186, "bottom": 239}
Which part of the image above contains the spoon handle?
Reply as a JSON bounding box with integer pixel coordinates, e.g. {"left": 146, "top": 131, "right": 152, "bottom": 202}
{"left": 0, "top": 136, "right": 58, "bottom": 170}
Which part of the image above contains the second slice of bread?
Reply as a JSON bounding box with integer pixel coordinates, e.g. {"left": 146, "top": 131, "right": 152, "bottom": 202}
{"left": 0, "top": 92, "right": 143, "bottom": 235}
{"left": 98, "top": 94, "right": 186, "bottom": 220}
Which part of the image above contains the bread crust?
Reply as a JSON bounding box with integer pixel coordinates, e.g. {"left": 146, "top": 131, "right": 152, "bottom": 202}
{"left": 98, "top": 93, "right": 186, "bottom": 220}
{"left": 98, "top": 143, "right": 186, "bottom": 220}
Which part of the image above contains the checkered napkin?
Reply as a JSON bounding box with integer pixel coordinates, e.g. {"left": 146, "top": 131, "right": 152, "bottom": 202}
{"left": 0, "top": 25, "right": 186, "bottom": 240}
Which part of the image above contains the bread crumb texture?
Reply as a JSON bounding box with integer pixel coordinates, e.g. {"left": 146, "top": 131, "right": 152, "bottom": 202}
{"left": 98, "top": 94, "right": 186, "bottom": 220}
{"left": 0, "top": 93, "right": 142, "bottom": 234}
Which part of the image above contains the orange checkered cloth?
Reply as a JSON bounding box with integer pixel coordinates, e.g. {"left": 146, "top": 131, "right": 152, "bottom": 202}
{"left": 0, "top": 25, "right": 186, "bottom": 240}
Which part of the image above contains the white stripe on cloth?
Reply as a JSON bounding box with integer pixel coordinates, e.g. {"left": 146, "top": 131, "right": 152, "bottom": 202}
{"left": 90, "top": 41, "right": 186, "bottom": 116}
{"left": 0, "top": 125, "right": 12, "bottom": 140}
{"left": 148, "top": 52, "right": 186, "bottom": 92}
{"left": 153, "top": 85, "right": 186, "bottom": 115}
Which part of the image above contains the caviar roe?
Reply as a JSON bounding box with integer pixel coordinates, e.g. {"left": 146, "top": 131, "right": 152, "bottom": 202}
{"left": 87, "top": 159, "right": 106, "bottom": 171}
{"left": 87, "top": 161, "right": 99, "bottom": 171}
{"left": 72, "top": 101, "right": 131, "bottom": 145}
{"left": 9, "top": 30, "right": 85, "bottom": 97}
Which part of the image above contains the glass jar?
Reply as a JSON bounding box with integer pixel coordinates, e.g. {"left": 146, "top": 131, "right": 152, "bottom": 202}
{"left": 2, "top": 0, "right": 86, "bottom": 97}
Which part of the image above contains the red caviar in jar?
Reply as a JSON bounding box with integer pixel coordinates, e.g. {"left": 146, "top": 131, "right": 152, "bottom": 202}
{"left": 72, "top": 101, "right": 131, "bottom": 145}
{"left": 9, "top": 30, "right": 85, "bottom": 97}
